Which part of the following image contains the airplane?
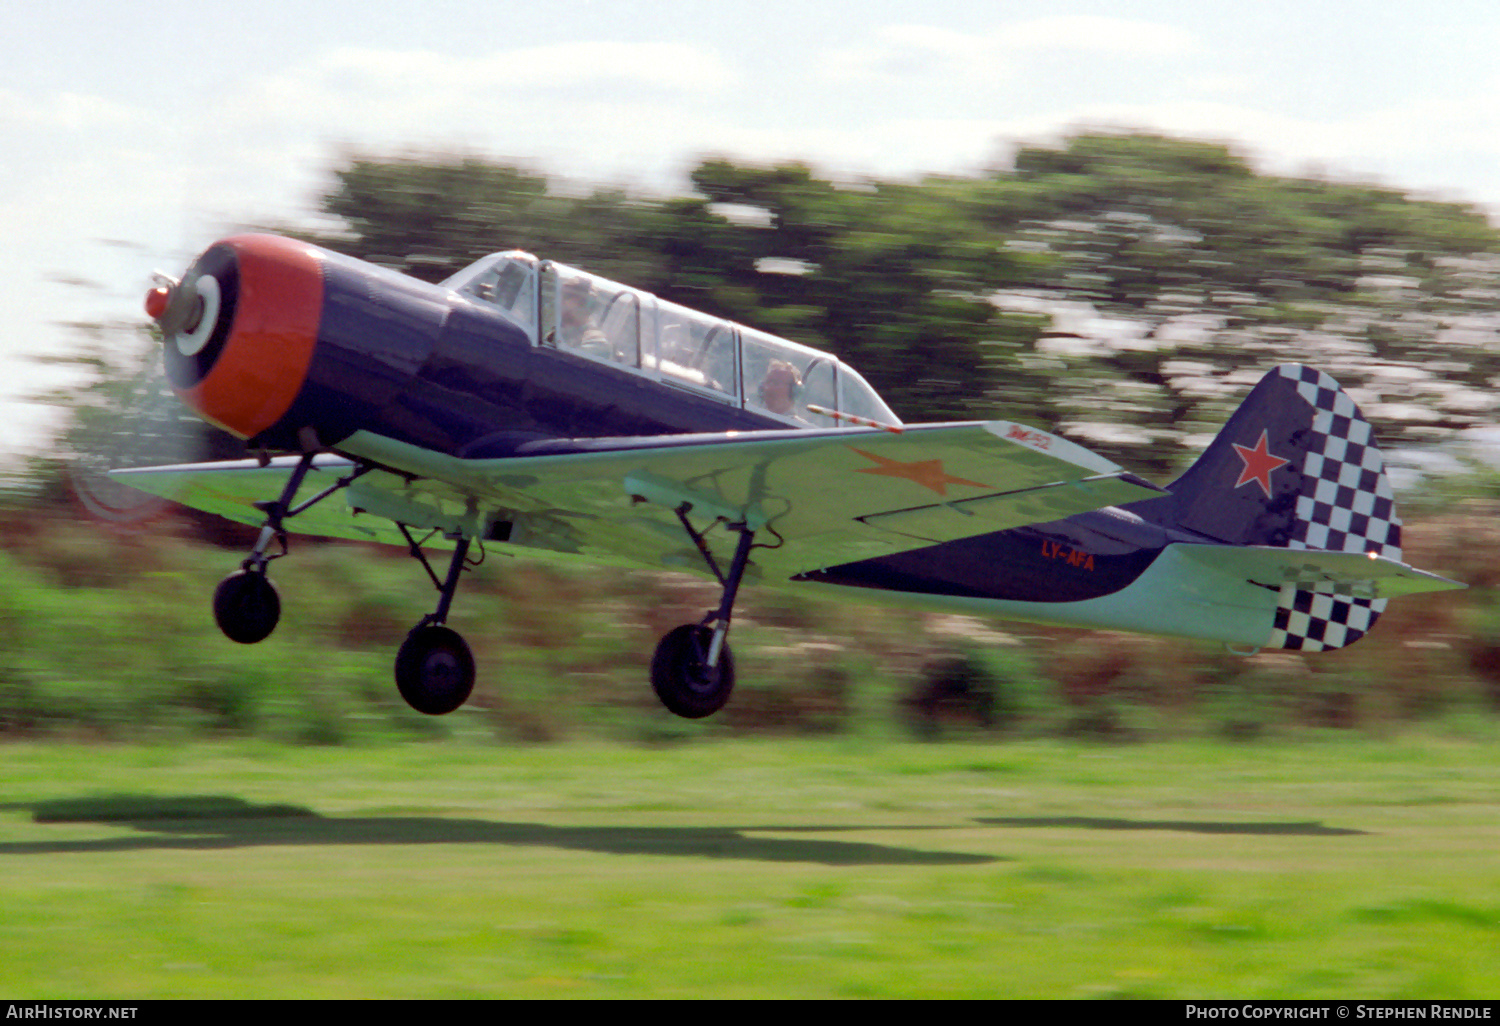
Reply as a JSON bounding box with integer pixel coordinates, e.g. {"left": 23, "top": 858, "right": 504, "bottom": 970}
{"left": 116, "top": 232, "right": 1464, "bottom": 719}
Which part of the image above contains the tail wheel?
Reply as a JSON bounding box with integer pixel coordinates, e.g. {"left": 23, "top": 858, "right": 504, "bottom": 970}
{"left": 651, "top": 624, "right": 734, "bottom": 719}
{"left": 395, "top": 625, "right": 475, "bottom": 715}
{"left": 212, "top": 569, "right": 280, "bottom": 644}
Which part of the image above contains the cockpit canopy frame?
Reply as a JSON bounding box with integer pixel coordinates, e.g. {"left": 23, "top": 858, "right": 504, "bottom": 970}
{"left": 443, "top": 251, "right": 901, "bottom": 429}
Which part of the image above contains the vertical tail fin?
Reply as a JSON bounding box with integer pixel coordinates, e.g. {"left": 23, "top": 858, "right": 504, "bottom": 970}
{"left": 1137, "top": 364, "right": 1402, "bottom": 651}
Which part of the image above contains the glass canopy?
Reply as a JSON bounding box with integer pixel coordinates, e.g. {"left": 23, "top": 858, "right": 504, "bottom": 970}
{"left": 444, "top": 252, "right": 902, "bottom": 429}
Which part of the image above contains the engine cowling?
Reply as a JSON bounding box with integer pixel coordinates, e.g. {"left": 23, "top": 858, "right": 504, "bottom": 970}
{"left": 147, "top": 234, "right": 461, "bottom": 453}
{"left": 151, "top": 234, "right": 324, "bottom": 443}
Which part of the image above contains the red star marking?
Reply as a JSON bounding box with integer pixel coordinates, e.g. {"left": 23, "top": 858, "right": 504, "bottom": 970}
{"left": 1232, "top": 429, "right": 1291, "bottom": 498}
{"left": 850, "top": 448, "right": 988, "bottom": 496}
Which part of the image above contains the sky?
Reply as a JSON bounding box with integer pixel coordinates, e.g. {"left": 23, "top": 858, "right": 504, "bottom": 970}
{"left": 5, "top": 0, "right": 1500, "bottom": 460}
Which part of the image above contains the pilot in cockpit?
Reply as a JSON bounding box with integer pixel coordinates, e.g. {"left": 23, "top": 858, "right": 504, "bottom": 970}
{"left": 558, "top": 275, "right": 609, "bottom": 354}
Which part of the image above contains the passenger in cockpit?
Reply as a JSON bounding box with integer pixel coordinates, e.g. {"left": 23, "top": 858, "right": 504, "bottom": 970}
{"left": 759, "top": 360, "right": 810, "bottom": 423}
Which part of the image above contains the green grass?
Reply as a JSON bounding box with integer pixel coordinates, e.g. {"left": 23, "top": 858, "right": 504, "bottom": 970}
{"left": 0, "top": 736, "right": 1497, "bottom": 998}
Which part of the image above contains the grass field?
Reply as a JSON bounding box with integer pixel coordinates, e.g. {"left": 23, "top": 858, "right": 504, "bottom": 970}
{"left": 0, "top": 735, "right": 1497, "bottom": 998}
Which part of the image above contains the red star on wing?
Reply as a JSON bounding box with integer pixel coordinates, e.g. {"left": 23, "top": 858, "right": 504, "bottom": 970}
{"left": 850, "top": 448, "right": 988, "bottom": 496}
{"left": 1231, "top": 429, "right": 1291, "bottom": 498}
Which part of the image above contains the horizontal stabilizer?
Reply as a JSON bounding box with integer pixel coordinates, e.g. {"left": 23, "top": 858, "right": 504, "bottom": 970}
{"left": 1175, "top": 543, "right": 1465, "bottom": 599}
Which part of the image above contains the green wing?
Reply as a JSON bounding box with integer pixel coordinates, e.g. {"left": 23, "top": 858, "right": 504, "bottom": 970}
{"left": 112, "top": 421, "right": 1165, "bottom": 580}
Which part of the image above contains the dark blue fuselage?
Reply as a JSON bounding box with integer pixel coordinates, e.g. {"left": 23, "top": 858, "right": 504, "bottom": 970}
{"left": 168, "top": 237, "right": 1176, "bottom": 610}
{"left": 265, "top": 252, "right": 790, "bottom": 457}
{"left": 797, "top": 508, "right": 1175, "bottom": 604}
{"left": 294, "top": 258, "right": 1177, "bottom": 606}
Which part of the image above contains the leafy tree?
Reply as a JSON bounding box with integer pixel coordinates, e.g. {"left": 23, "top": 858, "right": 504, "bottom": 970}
{"left": 299, "top": 152, "right": 668, "bottom": 285}
{"left": 641, "top": 159, "right": 1046, "bottom": 421}
{"left": 962, "top": 132, "right": 1500, "bottom": 474}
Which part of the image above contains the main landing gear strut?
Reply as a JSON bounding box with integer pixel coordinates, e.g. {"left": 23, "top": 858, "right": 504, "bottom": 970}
{"left": 214, "top": 458, "right": 758, "bottom": 721}
{"left": 212, "top": 452, "right": 366, "bottom": 645}
{"left": 392, "top": 527, "right": 477, "bottom": 716}
{"left": 650, "top": 506, "right": 756, "bottom": 719}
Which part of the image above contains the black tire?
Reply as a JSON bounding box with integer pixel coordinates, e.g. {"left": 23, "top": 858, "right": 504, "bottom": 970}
{"left": 212, "top": 570, "right": 280, "bottom": 644}
{"left": 395, "top": 625, "right": 475, "bottom": 716}
{"left": 651, "top": 624, "right": 734, "bottom": 719}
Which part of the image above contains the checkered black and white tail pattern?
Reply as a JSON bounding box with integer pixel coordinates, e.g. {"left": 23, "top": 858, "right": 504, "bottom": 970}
{"left": 1268, "top": 365, "right": 1401, "bottom": 651}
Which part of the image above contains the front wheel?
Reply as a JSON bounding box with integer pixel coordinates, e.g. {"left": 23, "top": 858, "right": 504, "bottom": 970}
{"left": 395, "top": 625, "right": 475, "bottom": 715}
{"left": 212, "top": 570, "right": 280, "bottom": 644}
{"left": 651, "top": 624, "right": 734, "bottom": 719}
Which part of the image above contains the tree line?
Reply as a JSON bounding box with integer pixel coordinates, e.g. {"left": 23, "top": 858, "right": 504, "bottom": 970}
{"left": 289, "top": 132, "right": 1500, "bottom": 478}
{"left": 38, "top": 130, "right": 1500, "bottom": 493}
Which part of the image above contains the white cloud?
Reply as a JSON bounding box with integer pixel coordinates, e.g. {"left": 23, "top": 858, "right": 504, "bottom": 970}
{"left": 231, "top": 41, "right": 740, "bottom": 125}
{"left": 822, "top": 24, "right": 1000, "bottom": 84}
{"left": 999, "top": 15, "right": 1198, "bottom": 56}
{"left": 821, "top": 15, "right": 1199, "bottom": 85}
{"left": 1186, "top": 73, "right": 1258, "bottom": 97}
{"left": 1019, "top": 98, "right": 1500, "bottom": 203}
{"left": 190, "top": 41, "right": 746, "bottom": 194}
{"left": 0, "top": 88, "right": 142, "bottom": 132}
